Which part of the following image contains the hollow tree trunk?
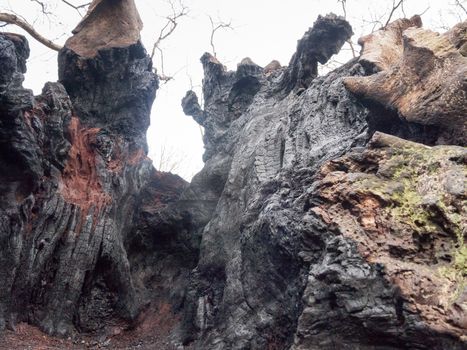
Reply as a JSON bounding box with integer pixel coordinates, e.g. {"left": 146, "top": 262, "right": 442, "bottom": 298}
{"left": 0, "top": 0, "right": 187, "bottom": 337}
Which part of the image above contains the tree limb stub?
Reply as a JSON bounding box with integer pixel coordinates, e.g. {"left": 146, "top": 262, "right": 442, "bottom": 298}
{"left": 344, "top": 18, "right": 467, "bottom": 145}
{"left": 66, "top": 0, "right": 142, "bottom": 58}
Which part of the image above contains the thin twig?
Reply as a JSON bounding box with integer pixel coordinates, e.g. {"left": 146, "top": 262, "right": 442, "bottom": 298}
{"left": 362, "top": 10, "right": 386, "bottom": 33}
{"left": 384, "top": 0, "right": 404, "bottom": 28}
{"left": 337, "top": 0, "right": 347, "bottom": 19}
{"left": 209, "top": 15, "right": 233, "bottom": 58}
{"left": 156, "top": 46, "right": 173, "bottom": 83}
{"left": 30, "top": 0, "right": 52, "bottom": 16}
{"left": 347, "top": 40, "right": 357, "bottom": 58}
{"left": 61, "top": 0, "right": 91, "bottom": 10}
{"left": 401, "top": 0, "right": 407, "bottom": 17}
{"left": 60, "top": 0, "right": 91, "bottom": 17}
{"left": 418, "top": 6, "right": 430, "bottom": 16}
{"left": 454, "top": 0, "right": 467, "bottom": 16}
{"left": 150, "top": 0, "right": 188, "bottom": 59}
{"left": 149, "top": 0, "right": 188, "bottom": 81}
{"left": 150, "top": 18, "right": 177, "bottom": 59}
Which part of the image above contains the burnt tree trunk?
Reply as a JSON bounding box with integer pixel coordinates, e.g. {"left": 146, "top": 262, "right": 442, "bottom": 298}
{"left": 0, "top": 0, "right": 190, "bottom": 337}
{"left": 179, "top": 14, "right": 467, "bottom": 350}
{"left": 0, "top": 4, "right": 465, "bottom": 350}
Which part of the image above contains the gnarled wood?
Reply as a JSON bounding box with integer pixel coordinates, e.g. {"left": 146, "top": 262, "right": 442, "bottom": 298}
{"left": 344, "top": 19, "right": 467, "bottom": 145}
{"left": 357, "top": 15, "right": 422, "bottom": 71}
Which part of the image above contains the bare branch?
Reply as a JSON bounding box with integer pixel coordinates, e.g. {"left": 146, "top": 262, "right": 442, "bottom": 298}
{"left": 401, "top": 0, "right": 407, "bottom": 17}
{"left": 149, "top": 0, "right": 188, "bottom": 82}
{"left": 150, "top": 0, "right": 188, "bottom": 59}
{"left": 337, "top": 0, "right": 355, "bottom": 59}
{"left": 150, "top": 18, "right": 176, "bottom": 59}
{"left": 337, "top": 0, "right": 347, "bottom": 19}
{"left": 60, "top": 0, "right": 91, "bottom": 17}
{"left": 155, "top": 46, "right": 174, "bottom": 83}
{"left": 61, "top": 0, "right": 91, "bottom": 10}
{"left": 154, "top": 143, "right": 187, "bottom": 174}
{"left": 384, "top": 0, "right": 404, "bottom": 28}
{"left": 362, "top": 7, "right": 393, "bottom": 33}
{"left": 347, "top": 39, "right": 357, "bottom": 58}
{"left": 454, "top": 0, "right": 467, "bottom": 16}
{"left": 30, "top": 0, "right": 53, "bottom": 16}
{"left": 0, "top": 12, "right": 62, "bottom": 51}
{"left": 418, "top": 7, "right": 431, "bottom": 16}
{"left": 209, "top": 15, "right": 233, "bottom": 58}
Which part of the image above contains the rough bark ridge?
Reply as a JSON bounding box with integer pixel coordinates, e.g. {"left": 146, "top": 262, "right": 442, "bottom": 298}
{"left": 180, "top": 14, "right": 466, "bottom": 349}
{"left": 0, "top": 0, "right": 190, "bottom": 341}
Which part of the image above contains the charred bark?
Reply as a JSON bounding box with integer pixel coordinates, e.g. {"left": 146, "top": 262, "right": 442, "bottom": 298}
{"left": 0, "top": 8, "right": 465, "bottom": 350}
{"left": 180, "top": 14, "right": 467, "bottom": 350}
{"left": 0, "top": 0, "right": 188, "bottom": 339}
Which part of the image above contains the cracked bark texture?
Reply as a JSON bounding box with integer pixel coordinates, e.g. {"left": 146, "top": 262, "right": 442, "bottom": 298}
{"left": 180, "top": 14, "right": 466, "bottom": 350}
{"left": 0, "top": 0, "right": 190, "bottom": 340}
{"left": 0, "top": 9, "right": 466, "bottom": 350}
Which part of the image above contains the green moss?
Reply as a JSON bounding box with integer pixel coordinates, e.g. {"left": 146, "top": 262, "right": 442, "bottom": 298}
{"left": 387, "top": 147, "right": 466, "bottom": 300}
{"left": 350, "top": 143, "right": 466, "bottom": 300}
{"left": 454, "top": 245, "right": 467, "bottom": 275}
{"left": 439, "top": 244, "right": 466, "bottom": 302}
{"left": 389, "top": 180, "right": 439, "bottom": 233}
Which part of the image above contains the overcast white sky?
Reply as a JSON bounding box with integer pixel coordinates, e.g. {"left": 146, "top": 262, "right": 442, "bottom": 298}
{"left": 1, "top": 0, "right": 465, "bottom": 179}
